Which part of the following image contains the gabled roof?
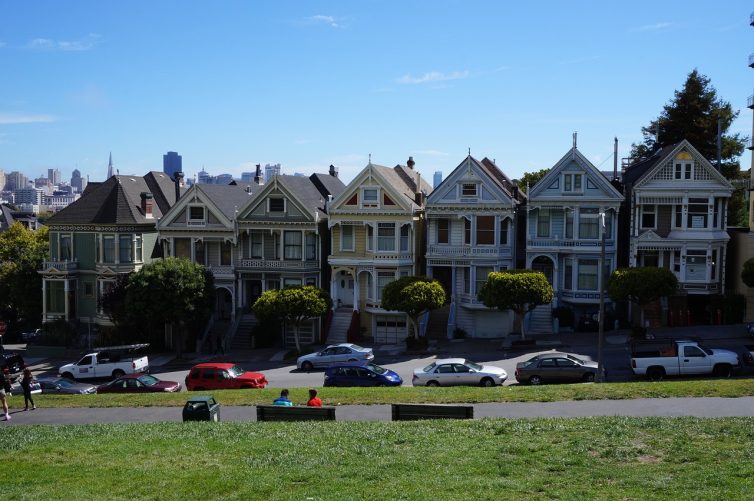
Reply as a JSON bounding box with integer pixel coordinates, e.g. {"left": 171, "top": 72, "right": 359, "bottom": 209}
{"left": 427, "top": 155, "right": 524, "bottom": 206}
{"left": 195, "top": 184, "right": 256, "bottom": 220}
{"left": 46, "top": 172, "right": 185, "bottom": 226}
{"left": 275, "top": 173, "right": 346, "bottom": 216}
{"left": 622, "top": 143, "right": 680, "bottom": 186}
{"left": 479, "top": 157, "right": 527, "bottom": 203}
{"left": 370, "top": 163, "right": 432, "bottom": 207}
{"left": 528, "top": 146, "right": 623, "bottom": 200}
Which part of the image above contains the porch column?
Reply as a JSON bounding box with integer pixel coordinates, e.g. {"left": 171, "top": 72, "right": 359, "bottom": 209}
{"left": 237, "top": 277, "right": 243, "bottom": 309}
{"left": 330, "top": 275, "right": 337, "bottom": 310}
{"left": 301, "top": 230, "right": 306, "bottom": 261}
{"left": 42, "top": 279, "right": 47, "bottom": 323}
{"left": 279, "top": 230, "right": 284, "bottom": 260}
{"left": 353, "top": 271, "right": 360, "bottom": 312}
{"left": 64, "top": 279, "right": 70, "bottom": 320}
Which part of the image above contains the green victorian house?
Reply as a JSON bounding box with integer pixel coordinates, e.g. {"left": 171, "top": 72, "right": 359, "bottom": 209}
{"left": 39, "top": 172, "right": 182, "bottom": 332}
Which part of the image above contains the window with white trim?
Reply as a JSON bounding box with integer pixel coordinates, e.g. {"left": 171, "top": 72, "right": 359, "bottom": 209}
{"left": 362, "top": 188, "right": 379, "bottom": 208}
{"left": 119, "top": 235, "right": 133, "bottom": 263}
{"left": 564, "top": 259, "right": 573, "bottom": 290}
{"left": 135, "top": 235, "right": 143, "bottom": 262}
{"left": 461, "top": 183, "right": 478, "bottom": 197}
{"left": 283, "top": 278, "right": 302, "bottom": 287}
{"left": 59, "top": 234, "right": 72, "bottom": 260}
{"left": 250, "top": 232, "right": 263, "bottom": 258}
{"left": 103, "top": 235, "right": 116, "bottom": 263}
{"left": 221, "top": 241, "right": 232, "bottom": 266}
{"left": 687, "top": 198, "right": 708, "bottom": 229}
{"left": 578, "top": 208, "right": 599, "bottom": 239}
{"left": 476, "top": 216, "right": 494, "bottom": 245}
{"left": 340, "top": 225, "right": 353, "bottom": 251}
{"left": 537, "top": 209, "right": 551, "bottom": 237}
{"left": 463, "top": 268, "right": 470, "bottom": 294}
{"left": 675, "top": 161, "right": 693, "bottom": 180}
{"left": 377, "top": 223, "right": 395, "bottom": 251}
{"left": 400, "top": 225, "right": 410, "bottom": 252}
{"left": 377, "top": 271, "right": 394, "bottom": 301}
{"left": 464, "top": 218, "right": 471, "bottom": 244}
{"left": 437, "top": 219, "right": 449, "bottom": 244}
{"left": 268, "top": 198, "right": 285, "bottom": 212}
{"left": 578, "top": 259, "right": 598, "bottom": 290}
{"left": 305, "top": 233, "right": 316, "bottom": 260}
{"left": 284, "top": 231, "right": 302, "bottom": 260}
{"left": 475, "top": 266, "right": 493, "bottom": 294}
{"left": 563, "top": 173, "right": 582, "bottom": 193}
{"left": 565, "top": 210, "right": 573, "bottom": 239}
{"left": 641, "top": 205, "right": 656, "bottom": 229}
{"left": 188, "top": 206, "right": 205, "bottom": 224}
{"left": 366, "top": 224, "right": 374, "bottom": 252}
{"left": 499, "top": 219, "right": 508, "bottom": 245}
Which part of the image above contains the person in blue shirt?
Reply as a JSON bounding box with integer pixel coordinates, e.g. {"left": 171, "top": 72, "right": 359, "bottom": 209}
{"left": 272, "top": 388, "right": 293, "bottom": 406}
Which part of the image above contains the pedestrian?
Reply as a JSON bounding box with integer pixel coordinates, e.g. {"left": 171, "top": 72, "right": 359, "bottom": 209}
{"left": 21, "top": 368, "right": 36, "bottom": 411}
{"left": 272, "top": 388, "right": 293, "bottom": 406}
{"left": 1, "top": 368, "right": 11, "bottom": 421}
{"left": 306, "top": 388, "right": 322, "bottom": 407}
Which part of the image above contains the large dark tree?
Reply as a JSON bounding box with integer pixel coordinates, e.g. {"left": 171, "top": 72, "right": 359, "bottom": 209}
{"left": 630, "top": 69, "right": 748, "bottom": 225}
{"left": 607, "top": 267, "right": 678, "bottom": 327}
{"left": 0, "top": 223, "right": 48, "bottom": 335}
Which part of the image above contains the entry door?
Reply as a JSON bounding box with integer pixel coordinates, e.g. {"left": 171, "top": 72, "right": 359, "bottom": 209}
{"left": 337, "top": 271, "right": 354, "bottom": 307}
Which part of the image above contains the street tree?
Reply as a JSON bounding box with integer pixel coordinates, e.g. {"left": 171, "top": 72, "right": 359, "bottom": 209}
{"left": 741, "top": 258, "right": 754, "bottom": 288}
{"left": 516, "top": 168, "right": 550, "bottom": 193}
{"left": 125, "top": 257, "right": 214, "bottom": 356}
{"left": 381, "top": 276, "right": 446, "bottom": 340}
{"left": 478, "top": 270, "right": 553, "bottom": 340}
{"left": 629, "top": 69, "right": 748, "bottom": 224}
{"left": 607, "top": 267, "right": 678, "bottom": 327}
{"left": 0, "top": 223, "right": 48, "bottom": 333}
{"left": 252, "top": 285, "right": 332, "bottom": 354}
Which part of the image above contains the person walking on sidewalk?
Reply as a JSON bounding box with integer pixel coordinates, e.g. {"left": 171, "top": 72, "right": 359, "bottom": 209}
{"left": 1, "top": 368, "right": 12, "bottom": 421}
{"left": 21, "top": 368, "right": 36, "bottom": 411}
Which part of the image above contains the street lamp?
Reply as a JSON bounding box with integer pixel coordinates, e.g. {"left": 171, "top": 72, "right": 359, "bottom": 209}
{"left": 597, "top": 210, "right": 606, "bottom": 382}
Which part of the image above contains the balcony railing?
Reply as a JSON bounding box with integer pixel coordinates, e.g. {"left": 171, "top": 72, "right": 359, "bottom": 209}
{"left": 206, "top": 265, "right": 235, "bottom": 277}
{"left": 42, "top": 260, "right": 79, "bottom": 272}
{"left": 527, "top": 238, "right": 615, "bottom": 249}
{"left": 427, "top": 245, "right": 512, "bottom": 257}
{"left": 238, "top": 258, "right": 320, "bottom": 270}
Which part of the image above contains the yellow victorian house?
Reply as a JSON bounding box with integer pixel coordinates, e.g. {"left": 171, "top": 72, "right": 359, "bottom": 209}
{"left": 327, "top": 157, "right": 432, "bottom": 343}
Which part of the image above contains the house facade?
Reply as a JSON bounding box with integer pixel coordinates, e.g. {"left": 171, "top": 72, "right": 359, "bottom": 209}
{"left": 526, "top": 146, "right": 623, "bottom": 333}
{"left": 425, "top": 156, "right": 526, "bottom": 338}
{"left": 40, "top": 172, "right": 181, "bottom": 329}
{"left": 327, "top": 159, "right": 431, "bottom": 343}
{"left": 620, "top": 140, "right": 733, "bottom": 325}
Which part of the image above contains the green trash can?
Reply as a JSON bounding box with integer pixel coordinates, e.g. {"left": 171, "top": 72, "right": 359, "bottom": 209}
{"left": 183, "top": 396, "right": 221, "bottom": 422}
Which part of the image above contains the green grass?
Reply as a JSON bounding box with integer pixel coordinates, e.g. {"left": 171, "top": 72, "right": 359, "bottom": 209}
{"left": 17, "top": 378, "right": 754, "bottom": 408}
{"left": 4, "top": 417, "right": 754, "bottom": 499}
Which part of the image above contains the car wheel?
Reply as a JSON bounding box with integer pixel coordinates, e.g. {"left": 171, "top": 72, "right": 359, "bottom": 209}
{"left": 61, "top": 372, "right": 74, "bottom": 380}
{"left": 582, "top": 373, "right": 596, "bottom": 383}
{"left": 112, "top": 369, "right": 125, "bottom": 379}
{"left": 713, "top": 364, "right": 732, "bottom": 378}
{"left": 646, "top": 367, "right": 665, "bottom": 381}
{"left": 426, "top": 380, "right": 440, "bottom": 387}
{"left": 480, "top": 377, "right": 495, "bottom": 387}
{"left": 529, "top": 375, "right": 542, "bottom": 385}
{"left": 301, "top": 361, "right": 314, "bottom": 372}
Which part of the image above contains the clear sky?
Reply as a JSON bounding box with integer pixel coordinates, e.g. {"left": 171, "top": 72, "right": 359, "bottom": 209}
{"left": 1, "top": 1, "right": 753, "bottom": 187}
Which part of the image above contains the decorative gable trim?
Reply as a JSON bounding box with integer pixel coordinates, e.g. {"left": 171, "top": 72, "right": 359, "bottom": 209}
{"left": 426, "top": 156, "right": 515, "bottom": 206}
{"left": 634, "top": 140, "right": 734, "bottom": 191}
{"left": 529, "top": 147, "right": 622, "bottom": 200}
{"left": 235, "top": 177, "right": 316, "bottom": 223}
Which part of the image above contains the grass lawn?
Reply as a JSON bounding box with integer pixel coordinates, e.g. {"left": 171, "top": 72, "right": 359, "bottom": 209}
{"left": 23, "top": 377, "right": 754, "bottom": 408}
{"left": 4, "top": 417, "right": 754, "bottom": 499}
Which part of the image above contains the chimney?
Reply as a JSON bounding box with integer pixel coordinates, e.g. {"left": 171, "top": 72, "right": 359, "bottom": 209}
{"left": 407, "top": 156, "right": 415, "bottom": 169}
{"left": 329, "top": 164, "right": 338, "bottom": 178}
{"left": 254, "top": 164, "right": 263, "bottom": 185}
{"left": 414, "top": 171, "right": 422, "bottom": 204}
{"left": 174, "top": 171, "right": 184, "bottom": 202}
{"left": 141, "top": 192, "right": 154, "bottom": 218}
{"left": 613, "top": 137, "right": 618, "bottom": 180}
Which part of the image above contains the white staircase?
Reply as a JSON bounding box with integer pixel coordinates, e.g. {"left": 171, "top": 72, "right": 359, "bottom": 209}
{"left": 326, "top": 308, "right": 352, "bottom": 344}
{"left": 527, "top": 305, "right": 553, "bottom": 335}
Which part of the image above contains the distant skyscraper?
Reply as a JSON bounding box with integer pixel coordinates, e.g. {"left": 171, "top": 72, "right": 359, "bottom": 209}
{"left": 0, "top": 170, "right": 6, "bottom": 191}
{"left": 71, "top": 169, "right": 83, "bottom": 193}
{"left": 107, "top": 153, "right": 114, "bottom": 179}
{"left": 6, "top": 171, "right": 28, "bottom": 192}
{"left": 264, "top": 163, "right": 281, "bottom": 181}
{"left": 241, "top": 172, "right": 254, "bottom": 182}
{"left": 215, "top": 173, "right": 233, "bottom": 185}
{"left": 163, "top": 151, "right": 183, "bottom": 180}
{"left": 433, "top": 171, "right": 442, "bottom": 189}
{"left": 47, "top": 168, "right": 61, "bottom": 185}
{"left": 197, "top": 168, "right": 212, "bottom": 184}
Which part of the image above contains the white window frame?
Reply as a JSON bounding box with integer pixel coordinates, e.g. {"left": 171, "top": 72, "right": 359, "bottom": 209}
{"left": 461, "top": 183, "right": 478, "bottom": 198}
{"left": 361, "top": 188, "right": 379, "bottom": 208}
{"left": 475, "top": 266, "right": 494, "bottom": 295}
{"left": 578, "top": 208, "right": 600, "bottom": 240}
{"left": 376, "top": 270, "right": 395, "bottom": 301}
{"left": 536, "top": 209, "right": 551, "bottom": 238}
{"left": 577, "top": 259, "right": 598, "bottom": 291}
{"left": 640, "top": 204, "right": 656, "bottom": 230}
{"left": 366, "top": 224, "right": 374, "bottom": 252}
{"left": 400, "top": 224, "right": 410, "bottom": 252}
{"left": 377, "top": 223, "right": 396, "bottom": 252}
{"left": 59, "top": 233, "right": 73, "bottom": 261}
{"left": 562, "top": 173, "right": 583, "bottom": 193}
{"left": 188, "top": 205, "right": 206, "bottom": 225}
{"left": 268, "top": 198, "right": 286, "bottom": 213}
{"left": 340, "top": 225, "right": 354, "bottom": 251}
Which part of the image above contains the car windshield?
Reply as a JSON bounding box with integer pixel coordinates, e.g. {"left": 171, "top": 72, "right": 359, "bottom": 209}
{"left": 57, "top": 379, "right": 75, "bottom": 388}
{"left": 366, "top": 363, "right": 386, "bottom": 375}
{"left": 520, "top": 357, "right": 539, "bottom": 368}
{"left": 699, "top": 346, "right": 714, "bottom": 356}
{"left": 138, "top": 375, "right": 160, "bottom": 386}
{"left": 349, "top": 344, "right": 364, "bottom": 351}
{"left": 463, "top": 360, "right": 483, "bottom": 371}
{"left": 422, "top": 362, "right": 437, "bottom": 373}
{"left": 228, "top": 365, "right": 245, "bottom": 377}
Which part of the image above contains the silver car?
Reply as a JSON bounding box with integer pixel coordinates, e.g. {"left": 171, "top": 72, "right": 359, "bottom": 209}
{"left": 412, "top": 358, "right": 508, "bottom": 387}
{"left": 297, "top": 343, "right": 375, "bottom": 371}
{"left": 37, "top": 377, "right": 97, "bottom": 394}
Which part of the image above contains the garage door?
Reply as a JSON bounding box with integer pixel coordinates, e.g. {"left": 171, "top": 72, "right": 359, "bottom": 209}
{"left": 374, "top": 315, "right": 408, "bottom": 344}
{"left": 475, "top": 311, "right": 511, "bottom": 338}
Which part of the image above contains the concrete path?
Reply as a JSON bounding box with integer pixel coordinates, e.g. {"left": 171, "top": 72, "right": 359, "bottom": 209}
{"left": 4, "top": 397, "right": 754, "bottom": 426}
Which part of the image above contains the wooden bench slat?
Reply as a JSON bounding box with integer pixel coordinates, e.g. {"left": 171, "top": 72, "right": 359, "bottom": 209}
{"left": 256, "top": 405, "right": 336, "bottom": 422}
{"left": 391, "top": 403, "right": 473, "bottom": 421}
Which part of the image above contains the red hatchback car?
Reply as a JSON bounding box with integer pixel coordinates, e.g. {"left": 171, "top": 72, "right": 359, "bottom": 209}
{"left": 185, "top": 363, "right": 268, "bottom": 391}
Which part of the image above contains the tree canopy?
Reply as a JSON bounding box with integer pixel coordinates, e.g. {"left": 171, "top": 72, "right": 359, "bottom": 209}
{"left": 516, "top": 168, "right": 550, "bottom": 193}
{"left": 478, "top": 270, "right": 553, "bottom": 339}
{"left": 741, "top": 258, "right": 754, "bottom": 288}
{"left": 629, "top": 69, "right": 748, "bottom": 225}
{"left": 252, "top": 285, "right": 332, "bottom": 353}
{"left": 0, "top": 223, "right": 48, "bottom": 333}
{"left": 381, "top": 276, "right": 446, "bottom": 339}
{"left": 607, "top": 267, "right": 678, "bottom": 306}
{"left": 125, "top": 257, "right": 214, "bottom": 355}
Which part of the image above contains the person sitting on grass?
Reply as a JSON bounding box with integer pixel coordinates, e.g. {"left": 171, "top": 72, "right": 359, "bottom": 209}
{"left": 306, "top": 388, "right": 322, "bottom": 407}
{"left": 272, "top": 388, "right": 293, "bottom": 407}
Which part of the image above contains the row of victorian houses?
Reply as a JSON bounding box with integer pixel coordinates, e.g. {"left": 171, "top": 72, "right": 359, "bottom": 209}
{"left": 39, "top": 139, "right": 737, "bottom": 348}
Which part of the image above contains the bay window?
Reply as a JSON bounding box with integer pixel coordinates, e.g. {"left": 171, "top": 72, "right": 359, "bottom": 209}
{"left": 284, "top": 231, "right": 302, "bottom": 260}
{"left": 378, "top": 223, "right": 395, "bottom": 251}
{"left": 341, "top": 225, "right": 353, "bottom": 251}
{"left": 578, "top": 259, "right": 598, "bottom": 290}
{"left": 476, "top": 216, "right": 494, "bottom": 245}
{"left": 578, "top": 208, "right": 599, "bottom": 239}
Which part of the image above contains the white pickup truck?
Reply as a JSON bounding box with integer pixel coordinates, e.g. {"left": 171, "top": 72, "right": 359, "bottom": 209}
{"left": 631, "top": 340, "right": 740, "bottom": 380}
{"left": 59, "top": 344, "right": 150, "bottom": 380}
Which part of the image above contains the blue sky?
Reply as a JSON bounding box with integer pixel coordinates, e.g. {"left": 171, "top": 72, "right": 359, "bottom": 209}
{"left": 1, "top": 1, "right": 753, "bottom": 186}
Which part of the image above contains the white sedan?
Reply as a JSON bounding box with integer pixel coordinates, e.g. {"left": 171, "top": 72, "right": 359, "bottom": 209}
{"left": 297, "top": 343, "right": 374, "bottom": 371}
{"left": 412, "top": 358, "right": 507, "bottom": 387}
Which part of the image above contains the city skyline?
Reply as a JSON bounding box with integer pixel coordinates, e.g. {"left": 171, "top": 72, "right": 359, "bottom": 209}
{"left": 1, "top": 1, "right": 753, "bottom": 187}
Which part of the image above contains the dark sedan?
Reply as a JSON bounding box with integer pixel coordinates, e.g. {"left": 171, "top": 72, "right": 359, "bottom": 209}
{"left": 97, "top": 374, "right": 181, "bottom": 393}
{"left": 324, "top": 363, "right": 403, "bottom": 387}
{"left": 515, "top": 353, "right": 599, "bottom": 385}
{"left": 38, "top": 377, "right": 97, "bottom": 395}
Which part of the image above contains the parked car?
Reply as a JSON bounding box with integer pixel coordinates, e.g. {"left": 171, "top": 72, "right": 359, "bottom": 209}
{"left": 324, "top": 362, "right": 403, "bottom": 387}
{"left": 58, "top": 344, "right": 150, "bottom": 380}
{"left": 9, "top": 379, "right": 41, "bottom": 396}
{"left": 0, "top": 351, "right": 25, "bottom": 375}
{"left": 97, "top": 374, "right": 181, "bottom": 393}
{"left": 185, "top": 363, "right": 268, "bottom": 391}
{"left": 21, "top": 328, "right": 43, "bottom": 341}
{"left": 631, "top": 340, "right": 739, "bottom": 380}
{"left": 37, "top": 377, "right": 97, "bottom": 395}
{"left": 412, "top": 358, "right": 507, "bottom": 387}
{"left": 515, "top": 352, "right": 599, "bottom": 385}
{"left": 297, "top": 343, "right": 375, "bottom": 371}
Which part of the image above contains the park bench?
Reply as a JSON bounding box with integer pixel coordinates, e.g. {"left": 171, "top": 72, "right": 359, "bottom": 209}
{"left": 256, "top": 405, "right": 336, "bottom": 422}
{"left": 391, "top": 403, "right": 474, "bottom": 421}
